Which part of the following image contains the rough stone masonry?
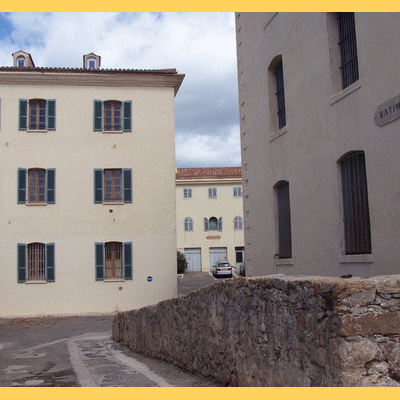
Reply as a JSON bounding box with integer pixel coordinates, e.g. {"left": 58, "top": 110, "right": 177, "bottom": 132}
{"left": 112, "top": 275, "right": 400, "bottom": 386}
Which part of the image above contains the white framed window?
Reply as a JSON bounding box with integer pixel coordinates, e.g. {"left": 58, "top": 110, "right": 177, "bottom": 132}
{"left": 184, "top": 217, "right": 193, "bottom": 231}
{"left": 183, "top": 188, "right": 192, "bottom": 199}
{"left": 17, "top": 56, "right": 26, "bottom": 68}
{"left": 233, "top": 187, "right": 242, "bottom": 197}
{"left": 208, "top": 187, "right": 217, "bottom": 198}
{"left": 234, "top": 216, "right": 243, "bottom": 230}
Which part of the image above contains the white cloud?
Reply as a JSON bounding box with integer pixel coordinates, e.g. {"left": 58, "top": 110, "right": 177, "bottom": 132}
{"left": 0, "top": 12, "right": 240, "bottom": 168}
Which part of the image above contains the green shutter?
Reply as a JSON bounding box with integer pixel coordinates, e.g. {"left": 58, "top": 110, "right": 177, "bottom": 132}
{"left": 218, "top": 217, "right": 223, "bottom": 231}
{"left": 204, "top": 217, "right": 209, "bottom": 231}
{"left": 94, "top": 100, "right": 103, "bottom": 131}
{"left": 123, "top": 101, "right": 132, "bottom": 132}
{"left": 123, "top": 168, "right": 132, "bottom": 203}
{"left": 47, "top": 99, "right": 56, "bottom": 130}
{"left": 47, "top": 169, "right": 55, "bottom": 204}
{"left": 17, "top": 243, "right": 26, "bottom": 283}
{"left": 18, "top": 168, "right": 26, "bottom": 204}
{"left": 46, "top": 243, "right": 55, "bottom": 282}
{"left": 124, "top": 242, "right": 133, "bottom": 280}
{"left": 94, "top": 169, "right": 103, "bottom": 203}
{"left": 95, "top": 243, "right": 104, "bottom": 281}
{"left": 19, "top": 99, "right": 28, "bottom": 130}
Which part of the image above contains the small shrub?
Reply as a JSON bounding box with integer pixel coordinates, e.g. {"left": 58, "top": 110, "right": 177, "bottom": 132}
{"left": 177, "top": 251, "right": 187, "bottom": 274}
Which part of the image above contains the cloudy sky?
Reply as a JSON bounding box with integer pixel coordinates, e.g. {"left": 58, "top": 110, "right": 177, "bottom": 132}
{"left": 0, "top": 12, "right": 240, "bottom": 168}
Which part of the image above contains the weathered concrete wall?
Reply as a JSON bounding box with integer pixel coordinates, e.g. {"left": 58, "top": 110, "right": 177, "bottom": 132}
{"left": 112, "top": 275, "right": 400, "bottom": 386}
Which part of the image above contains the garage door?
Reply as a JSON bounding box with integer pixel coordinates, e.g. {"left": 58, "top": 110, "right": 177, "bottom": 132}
{"left": 209, "top": 247, "right": 227, "bottom": 269}
{"left": 184, "top": 248, "right": 202, "bottom": 272}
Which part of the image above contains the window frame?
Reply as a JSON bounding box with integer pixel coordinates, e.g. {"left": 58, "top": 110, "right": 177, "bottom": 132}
{"left": 183, "top": 188, "right": 192, "bottom": 199}
{"left": 19, "top": 99, "right": 56, "bottom": 131}
{"left": 94, "top": 100, "right": 132, "bottom": 133}
{"left": 94, "top": 168, "right": 132, "bottom": 204}
{"left": 274, "top": 60, "right": 286, "bottom": 130}
{"left": 208, "top": 187, "right": 217, "bottom": 199}
{"left": 104, "top": 169, "right": 123, "bottom": 202}
{"left": 18, "top": 168, "right": 56, "bottom": 205}
{"left": 184, "top": 217, "right": 193, "bottom": 231}
{"left": 204, "top": 216, "right": 222, "bottom": 231}
{"left": 104, "top": 101, "right": 122, "bottom": 132}
{"left": 233, "top": 187, "right": 242, "bottom": 197}
{"left": 234, "top": 216, "right": 243, "bottom": 230}
{"left": 276, "top": 181, "right": 292, "bottom": 259}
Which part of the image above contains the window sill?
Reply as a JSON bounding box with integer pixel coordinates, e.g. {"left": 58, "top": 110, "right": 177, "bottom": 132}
{"left": 27, "top": 130, "right": 49, "bottom": 133}
{"left": 25, "top": 280, "right": 47, "bottom": 284}
{"left": 270, "top": 125, "right": 288, "bottom": 142}
{"left": 275, "top": 258, "right": 294, "bottom": 266}
{"left": 26, "top": 203, "right": 47, "bottom": 206}
{"left": 102, "top": 201, "right": 124, "bottom": 205}
{"left": 339, "top": 254, "right": 374, "bottom": 264}
{"left": 329, "top": 80, "right": 361, "bottom": 105}
{"left": 103, "top": 279, "right": 125, "bottom": 282}
{"left": 103, "top": 131, "right": 123, "bottom": 134}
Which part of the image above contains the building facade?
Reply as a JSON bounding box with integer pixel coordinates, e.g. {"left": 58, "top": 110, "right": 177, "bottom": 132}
{"left": 236, "top": 13, "right": 400, "bottom": 278}
{"left": 0, "top": 51, "right": 184, "bottom": 317}
{"left": 176, "top": 167, "right": 244, "bottom": 273}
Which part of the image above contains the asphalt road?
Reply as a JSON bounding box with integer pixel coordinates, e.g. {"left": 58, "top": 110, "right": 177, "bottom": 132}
{"left": 0, "top": 272, "right": 235, "bottom": 387}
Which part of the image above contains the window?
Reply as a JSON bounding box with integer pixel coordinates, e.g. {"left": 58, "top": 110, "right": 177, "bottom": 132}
{"left": 18, "top": 242, "right": 55, "bottom": 283}
{"left": 17, "top": 56, "right": 25, "bottom": 68}
{"left": 274, "top": 60, "right": 286, "bottom": 129}
{"left": 95, "top": 242, "right": 132, "bottom": 281}
{"left": 184, "top": 217, "right": 193, "bottom": 231}
{"left": 276, "top": 181, "right": 292, "bottom": 258}
{"left": 233, "top": 187, "right": 242, "bottom": 197}
{"left": 337, "top": 12, "right": 359, "bottom": 89}
{"left": 204, "top": 217, "right": 222, "bottom": 231}
{"left": 18, "top": 168, "right": 56, "bottom": 204}
{"left": 208, "top": 187, "right": 217, "bottom": 198}
{"left": 340, "top": 151, "right": 371, "bottom": 254}
{"left": 183, "top": 188, "right": 192, "bottom": 199}
{"left": 19, "top": 99, "right": 56, "bottom": 131}
{"left": 234, "top": 216, "right": 243, "bottom": 230}
{"left": 94, "top": 168, "right": 132, "bottom": 204}
{"left": 87, "top": 58, "right": 96, "bottom": 69}
{"left": 94, "top": 100, "right": 131, "bottom": 132}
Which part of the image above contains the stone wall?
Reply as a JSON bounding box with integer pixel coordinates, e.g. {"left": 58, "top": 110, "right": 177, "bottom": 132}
{"left": 112, "top": 275, "right": 400, "bottom": 386}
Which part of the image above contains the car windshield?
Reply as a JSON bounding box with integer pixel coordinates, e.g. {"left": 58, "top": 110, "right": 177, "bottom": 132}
{"left": 219, "top": 263, "right": 230, "bottom": 268}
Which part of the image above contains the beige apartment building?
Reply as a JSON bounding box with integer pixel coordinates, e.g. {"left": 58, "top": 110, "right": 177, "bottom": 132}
{"left": 0, "top": 50, "right": 184, "bottom": 317}
{"left": 176, "top": 167, "right": 244, "bottom": 272}
{"left": 236, "top": 13, "right": 400, "bottom": 278}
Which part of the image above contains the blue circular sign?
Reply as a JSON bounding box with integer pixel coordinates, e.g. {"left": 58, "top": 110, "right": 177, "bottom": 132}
{"left": 147, "top": 276, "right": 153, "bottom": 283}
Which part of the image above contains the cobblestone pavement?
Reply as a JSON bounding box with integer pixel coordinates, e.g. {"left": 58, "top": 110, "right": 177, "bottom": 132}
{"left": 0, "top": 315, "right": 218, "bottom": 387}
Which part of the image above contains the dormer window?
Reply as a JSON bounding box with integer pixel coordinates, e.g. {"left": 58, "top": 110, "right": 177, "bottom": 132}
{"left": 87, "top": 58, "right": 96, "bottom": 69}
{"left": 83, "top": 53, "right": 101, "bottom": 70}
{"left": 17, "top": 57, "right": 26, "bottom": 68}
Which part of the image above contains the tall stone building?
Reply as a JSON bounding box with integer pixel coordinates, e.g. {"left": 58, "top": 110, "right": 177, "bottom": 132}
{"left": 236, "top": 13, "right": 400, "bottom": 278}
{"left": 0, "top": 50, "right": 184, "bottom": 317}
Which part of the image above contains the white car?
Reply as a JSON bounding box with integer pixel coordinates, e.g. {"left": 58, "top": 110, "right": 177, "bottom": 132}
{"left": 211, "top": 260, "right": 233, "bottom": 278}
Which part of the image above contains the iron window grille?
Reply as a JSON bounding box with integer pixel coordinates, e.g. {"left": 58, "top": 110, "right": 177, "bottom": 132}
{"left": 274, "top": 61, "right": 286, "bottom": 130}
{"left": 340, "top": 152, "right": 371, "bottom": 254}
{"left": 338, "top": 12, "right": 359, "bottom": 89}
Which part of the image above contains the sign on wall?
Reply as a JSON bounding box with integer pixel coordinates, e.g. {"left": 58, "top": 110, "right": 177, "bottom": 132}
{"left": 374, "top": 94, "right": 400, "bottom": 127}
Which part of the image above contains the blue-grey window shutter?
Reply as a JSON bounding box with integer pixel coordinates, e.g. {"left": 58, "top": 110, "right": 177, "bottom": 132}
{"left": 47, "top": 168, "right": 56, "bottom": 204}
{"left": 94, "top": 100, "right": 103, "bottom": 131}
{"left": 204, "top": 217, "right": 209, "bottom": 231}
{"left": 19, "top": 99, "right": 28, "bottom": 130}
{"left": 123, "top": 168, "right": 132, "bottom": 203}
{"left": 124, "top": 242, "right": 133, "bottom": 280}
{"left": 47, "top": 99, "right": 56, "bottom": 130}
{"left": 17, "top": 243, "right": 26, "bottom": 283}
{"left": 94, "top": 169, "right": 103, "bottom": 203}
{"left": 95, "top": 243, "right": 104, "bottom": 280}
{"left": 123, "top": 101, "right": 132, "bottom": 132}
{"left": 218, "top": 217, "right": 223, "bottom": 231}
{"left": 18, "top": 168, "right": 27, "bottom": 204}
{"left": 46, "top": 243, "right": 55, "bottom": 282}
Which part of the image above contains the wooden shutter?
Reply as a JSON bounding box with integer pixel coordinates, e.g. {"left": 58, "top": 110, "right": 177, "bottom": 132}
{"left": 94, "top": 169, "right": 103, "bottom": 203}
{"left": 17, "top": 168, "right": 27, "bottom": 204}
{"left": 204, "top": 217, "right": 209, "bottom": 231}
{"left": 95, "top": 243, "right": 104, "bottom": 280}
{"left": 94, "top": 100, "right": 103, "bottom": 131}
{"left": 46, "top": 243, "right": 55, "bottom": 282}
{"left": 218, "top": 217, "right": 223, "bottom": 231}
{"left": 123, "top": 242, "right": 133, "bottom": 280}
{"left": 277, "top": 181, "right": 292, "bottom": 258}
{"left": 123, "top": 168, "right": 132, "bottom": 203}
{"left": 17, "top": 243, "right": 26, "bottom": 283}
{"left": 123, "top": 101, "right": 132, "bottom": 132}
{"left": 47, "top": 168, "right": 56, "bottom": 204}
{"left": 47, "top": 99, "right": 56, "bottom": 130}
{"left": 19, "top": 99, "right": 28, "bottom": 130}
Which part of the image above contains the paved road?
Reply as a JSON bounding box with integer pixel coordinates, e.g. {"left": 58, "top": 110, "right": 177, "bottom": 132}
{"left": 0, "top": 272, "right": 237, "bottom": 387}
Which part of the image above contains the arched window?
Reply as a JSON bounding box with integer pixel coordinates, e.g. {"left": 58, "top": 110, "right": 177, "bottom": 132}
{"left": 204, "top": 217, "right": 222, "bottom": 231}
{"left": 340, "top": 151, "right": 371, "bottom": 254}
{"left": 234, "top": 216, "right": 243, "bottom": 230}
{"left": 184, "top": 217, "right": 193, "bottom": 231}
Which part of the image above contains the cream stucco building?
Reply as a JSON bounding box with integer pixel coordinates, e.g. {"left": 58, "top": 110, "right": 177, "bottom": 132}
{"left": 176, "top": 167, "right": 244, "bottom": 273}
{"left": 236, "top": 12, "right": 400, "bottom": 278}
{"left": 0, "top": 51, "right": 184, "bottom": 317}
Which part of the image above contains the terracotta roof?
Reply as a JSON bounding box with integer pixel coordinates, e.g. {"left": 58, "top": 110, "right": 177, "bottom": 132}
{"left": 0, "top": 66, "right": 178, "bottom": 75}
{"left": 176, "top": 167, "right": 242, "bottom": 179}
